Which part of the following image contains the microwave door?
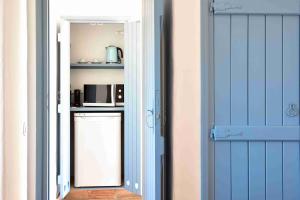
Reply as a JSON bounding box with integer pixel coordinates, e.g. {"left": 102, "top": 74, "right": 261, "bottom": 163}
{"left": 83, "top": 85, "right": 115, "bottom": 107}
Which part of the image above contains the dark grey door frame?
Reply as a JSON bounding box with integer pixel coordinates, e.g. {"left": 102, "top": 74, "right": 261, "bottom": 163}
{"left": 36, "top": 0, "right": 49, "bottom": 199}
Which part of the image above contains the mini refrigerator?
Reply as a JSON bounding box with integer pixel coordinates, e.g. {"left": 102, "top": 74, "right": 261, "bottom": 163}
{"left": 74, "top": 113, "right": 122, "bottom": 187}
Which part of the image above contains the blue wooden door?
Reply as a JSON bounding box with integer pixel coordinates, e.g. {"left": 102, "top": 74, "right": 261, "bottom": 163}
{"left": 143, "top": 0, "right": 165, "bottom": 199}
{"left": 212, "top": 1, "right": 300, "bottom": 200}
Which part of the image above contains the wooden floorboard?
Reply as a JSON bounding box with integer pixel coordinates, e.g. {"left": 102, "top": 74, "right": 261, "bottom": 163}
{"left": 64, "top": 187, "right": 142, "bottom": 200}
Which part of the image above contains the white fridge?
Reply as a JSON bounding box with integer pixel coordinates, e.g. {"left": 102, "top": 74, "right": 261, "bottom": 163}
{"left": 74, "top": 113, "right": 122, "bottom": 187}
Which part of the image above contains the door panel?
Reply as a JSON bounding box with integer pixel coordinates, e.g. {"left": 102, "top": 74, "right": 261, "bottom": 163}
{"left": 59, "top": 20, "right": 71, "bottom": 199}
{"left": 212, "top": 11, "right": 300, "bottom": 200}
{"left": 124, "top": 21, "right": 142, "bottom": 195}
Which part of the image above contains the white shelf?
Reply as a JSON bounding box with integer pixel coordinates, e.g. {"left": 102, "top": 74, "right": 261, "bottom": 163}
{"left": 70, "top": 107, "right": 124, "bottom": 112}
{"left": 71, "top": 63, "right": 124, "bottom": 69}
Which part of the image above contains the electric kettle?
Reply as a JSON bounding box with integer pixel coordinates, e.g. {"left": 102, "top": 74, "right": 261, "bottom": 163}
{"left": 106, "top": 45, "right": 123, "bottom": 64}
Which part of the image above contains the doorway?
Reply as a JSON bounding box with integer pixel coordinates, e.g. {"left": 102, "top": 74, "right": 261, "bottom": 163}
{"left": 36, "top": 1, "right": 166, "bottom": 200}
{"left": 56, "top": 18, "right": 143, "bottom": 199}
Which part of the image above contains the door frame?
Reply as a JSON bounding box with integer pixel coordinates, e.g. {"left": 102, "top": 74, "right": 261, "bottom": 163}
{"left": 36, "top": 0, "right": 49, "bottom": 199}
{"left": 36, "top": 1, "right": 166, "bottom": 200}
{"left": 55, "top": 17, "right": 142, "bottom": 199}
{"left": 200, "top": 0, "right": 214, "bottom": 200}
{"left": 36, "top": 10, "right": 146, "bottom": 199}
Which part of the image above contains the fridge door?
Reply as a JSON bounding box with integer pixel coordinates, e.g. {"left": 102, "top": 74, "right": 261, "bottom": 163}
{"left": 74, "top": 113, "right": 122, "bottom": 187}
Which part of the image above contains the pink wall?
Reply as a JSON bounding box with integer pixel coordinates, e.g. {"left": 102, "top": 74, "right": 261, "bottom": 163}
{"left": 172, "top": 0, "right": 201, "bottom": 199}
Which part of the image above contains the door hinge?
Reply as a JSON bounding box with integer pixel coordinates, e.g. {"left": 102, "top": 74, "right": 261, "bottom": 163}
{"left": 57, "top": 33, "right": 62, "bottom": 42}
{"left": 160, "top": 15, "right": 164, "bottom": 31}
{"left": 126, "top": 180, "right": 130, "bottom": 186}
{"left": 135, "top": 183, "right": 139, "bottom": 190}
{"left": 57, "top": 175, "right": 61, "bottom": 184}
{"left": 209, "top": 1, "right": 242, "bottom": 13}
{"left": 58, "top": 104, "right": 62, "bottom": 113}
{"left": 210, "top": 128, "right": 216, "bottom": 140}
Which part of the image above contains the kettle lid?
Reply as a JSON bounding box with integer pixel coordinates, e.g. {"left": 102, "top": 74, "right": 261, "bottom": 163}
{"left": 106, "top": 45, "right": 116, "bottom": 48}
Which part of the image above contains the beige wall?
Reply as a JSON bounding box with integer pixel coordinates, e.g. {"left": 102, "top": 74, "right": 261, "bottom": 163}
{"left": 71, "top": 23, "right": 124, "bottom": 63}
{"left": 1, "top": 0, "right": 34, "bottom": 199}
{"left": 28, "top": 0, "right": 36, "bottom": 199}
{"left": 172, "top": 0, "right": 201, "bottom": 199}
{"left": 0, "top": 0, "right": 3, "bottom": 199}
{"left": 71, "top": 69, "right": 124, "bottom": 91}
{"left": 70, "top": 23, "right": 124, "bottom": 91}
{"left": 3, "top": 0, "right": 28, "bottom": 199}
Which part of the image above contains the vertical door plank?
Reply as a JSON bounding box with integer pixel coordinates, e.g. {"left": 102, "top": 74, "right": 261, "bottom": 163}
{"left": 266, "top": 17, "right": 283, "bottom": 124}
{"left": 266, "top": 15, "right": 283, "bottom": 200}
{"left": 214, "top": 15, "right": 231, "bottom": 200}
{"left": 249, "top": 142, "right": 266, "bottom": 200}
{"left": 124, "top": 23, "right": 129, "bottom": 190}
{"left": 230, "top": 15, "right": 248, "bottom": 200}
{"left": 215, "top": 142, "right": 231, "bottom": 200}
{"left": 214, "top": 16, "right": 231, "bottom": 125}
{"left": 231, "top": 143, "right": 248, "bottom": 200}
{"left": 129, "top": 25, "right": 134, "bottom": 192}
{"left": 125, "top": 23, "right": 133, "bottom": 191}
{"left": 230, "top": 15, "right": 248, "bottom": 125}
{"left": 59, "top": 20, "right": 71, "bottom": 198}
{"left": 283, "top": 143, "right": 300, "bottom": 200}
{"left": 282, "top": 16, "right": 300, "bottom": 200}
{"left": 143, "top": 1, "right": 156, "bottom": 197}
{"left": 132, "top": 23, "right": 137, "bottom": 191}
{"left": 248, "top": 17, "right": 266, "bottom": 124}
{"left": 266, "top": 142, "right": 283, "bottom": 200}
{"left": 248, "top": 15, "right": 266, "bottom": 200}
{"left": 136, "top": 23, "right": 142, "bottom": 194}
{"left": 282, "top": 16, "right": 299, "bottom": 125}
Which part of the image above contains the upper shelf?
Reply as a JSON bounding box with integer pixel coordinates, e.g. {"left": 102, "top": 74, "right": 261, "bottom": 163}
{"left": 70, "top": 106, "right": 124, "bottom": 112}
{"left": 71, "top": 63, "right": 124, "bottom": 69}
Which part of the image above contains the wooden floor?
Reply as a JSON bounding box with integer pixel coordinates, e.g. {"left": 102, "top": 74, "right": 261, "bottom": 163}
{"left": 64, "top": 187, "right": 142, "bottom": 200}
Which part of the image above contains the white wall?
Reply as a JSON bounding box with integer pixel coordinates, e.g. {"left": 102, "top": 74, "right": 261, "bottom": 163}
{"left": 52, "top": 0, "right": 141, "bottom": 19}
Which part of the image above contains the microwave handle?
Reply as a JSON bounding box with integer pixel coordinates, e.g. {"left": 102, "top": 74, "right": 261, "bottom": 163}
{"left": 111, "top": 85, "right": 116, "bottom": 105}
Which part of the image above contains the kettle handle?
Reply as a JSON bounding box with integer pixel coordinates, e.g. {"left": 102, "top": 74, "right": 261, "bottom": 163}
{"left": 117, "top": 47, "right": 123, "bottom": 58}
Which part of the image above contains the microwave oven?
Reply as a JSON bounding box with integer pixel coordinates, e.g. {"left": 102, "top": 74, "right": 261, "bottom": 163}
{"left": 83, "top": 84, "right": 115, "bottom": 107}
